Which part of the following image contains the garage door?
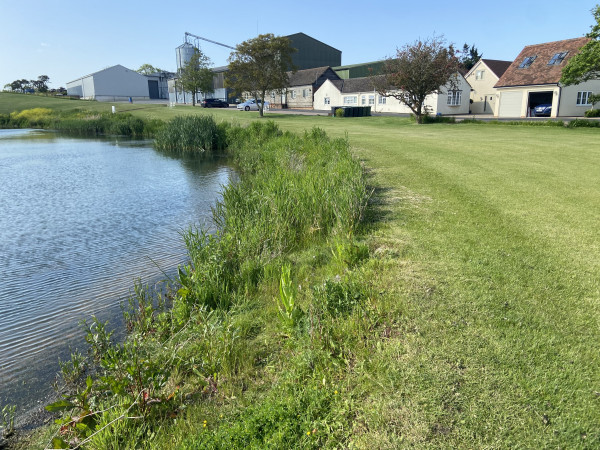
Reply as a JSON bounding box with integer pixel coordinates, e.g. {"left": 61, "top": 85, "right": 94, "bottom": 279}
{"left": 498, "top": 92, "right": 523, "bottom": 117}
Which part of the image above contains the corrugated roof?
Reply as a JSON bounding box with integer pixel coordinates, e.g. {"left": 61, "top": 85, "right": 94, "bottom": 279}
{"left": 495, "top": 37, "right": 590, "bottom": 88}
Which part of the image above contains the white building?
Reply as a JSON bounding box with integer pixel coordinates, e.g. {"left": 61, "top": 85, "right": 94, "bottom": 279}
{"left": 66, "top": 65, "right": 170, "bottom": 101}
{"left": 314, "top": 73, "right": 471, "bottom": 116}
{"left": 494, "top": 37, "right": 598, "bottom": 118}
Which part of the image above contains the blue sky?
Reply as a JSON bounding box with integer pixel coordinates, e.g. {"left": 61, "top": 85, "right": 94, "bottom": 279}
{"left": 1, "top": 0, "right": 598, "bottom": 89}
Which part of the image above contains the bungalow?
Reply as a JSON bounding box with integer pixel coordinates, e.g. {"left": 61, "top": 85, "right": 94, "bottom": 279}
{"left": 494, "top": 37, "right": 598, "bottom": 118}
{"left": 464, "top": 59, "right": 512, "bottom": 114}
{"left": 314, "top": 73, "right": 471, "bottom": 116}
{"left": 266, "top": 66, "right": 341, "bottom": 109}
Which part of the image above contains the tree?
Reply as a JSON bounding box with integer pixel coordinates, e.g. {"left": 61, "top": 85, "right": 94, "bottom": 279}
{"left": 226, "top": 33, "right": 297, "bottom": 117}
{"left": 561, "top": 5, "right": 600, "bottom": 105}
{"left": 374, "top": 36, "right": 460, "bottom": 124}
{"left": 178, "top": 49, "right": 214, "bottom": 106}
{"left": 31, "top": 75, "right": 50, "bottom": 93}
{"left": 459, "top": 43, "right": 483, "bottom": 71}
{"left": 137, "top": 64, "right": 166, "bottom": 75}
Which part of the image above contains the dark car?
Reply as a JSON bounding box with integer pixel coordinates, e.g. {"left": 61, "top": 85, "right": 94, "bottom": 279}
{"left": 533, "top": 104, "right": 552, "bottom": 117}
{"left": 201, "top": 98, "right": 229, "bottom": 108}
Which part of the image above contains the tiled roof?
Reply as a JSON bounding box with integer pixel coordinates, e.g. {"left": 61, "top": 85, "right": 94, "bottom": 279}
{"left": 287, "top": 66, "right": 339, "bottom": 86}
{"left": 495, "top": 37, "right": 590, "bottom": 88}
{"left": 480, "top": 59, "right": 512, "bottom": 79}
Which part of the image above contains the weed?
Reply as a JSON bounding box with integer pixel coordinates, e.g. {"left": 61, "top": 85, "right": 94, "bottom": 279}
{"left": 277, "top": 264, "right": 303, "bottom": 330}
{"left": 1, "top": 404, "right": 16, "bottom": 438}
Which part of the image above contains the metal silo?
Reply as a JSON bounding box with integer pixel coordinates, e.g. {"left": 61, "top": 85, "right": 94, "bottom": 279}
{"left": 176, "top": 42, "right": 196, "bottom": 72}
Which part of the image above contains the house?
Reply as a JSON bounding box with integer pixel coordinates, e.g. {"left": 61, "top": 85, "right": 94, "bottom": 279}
{"left": 494, "top": 37, "right": 597, "bottom": 118}
{"left": 464, "top": 59, "right": 512, "bottom": 114}
{"left": 314, "top": 73, "right": 471, "bottom": 116}
{"left": 266, "top": 66, "right": 341, "bottom": 109}
{"left": 67, "top": 65, "right": 171, "bottom": 101}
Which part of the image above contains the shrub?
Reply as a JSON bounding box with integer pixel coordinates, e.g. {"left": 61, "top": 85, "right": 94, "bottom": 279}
{"left": 10, "top": 108, "right": 55, "bottom": 127}
{"left": 422, "top": 114, "right": 455, "bottom": 124}
{"left": 584, "top": 109, "right": 600, "bottom": 118}
{"left": 567, "top": 118, "right": 600, "bottom": 128}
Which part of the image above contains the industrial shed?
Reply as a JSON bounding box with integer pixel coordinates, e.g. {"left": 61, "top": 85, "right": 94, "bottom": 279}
{"left": 66, "top": 65, "right": 170, "bottom": 101}
{"left": 286, "top": 33, "right": 341, "bottom": 70}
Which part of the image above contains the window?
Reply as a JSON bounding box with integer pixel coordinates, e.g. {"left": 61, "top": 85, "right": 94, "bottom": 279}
{"left": 378, "top": 96, "right": 386, "bottom": 105}
{"left": 447, "top": 90, "right": 462, "bottom": 106}
{"left": 576, "top": 91, "right": 593, "bottom": 105}
{"left": 475, "top": 70, "right": 484, "bottom": 80}
{"left": 343, "top": 96, "right": 357, "bottom": 105}
{"left": 271, "top": 92, "right": 275, "bottom": 99}
{"left": 518, "top": 55, "right": 537, "bottom": 69}
{"left": 361, "top": 95, "right": 366, "bottom": 105}
{"left": 324, "top": 97, "right": 330, "bottom": 105}
{"left": 290, "top": 90, "right": 296, "bottom": 99}
{"left": 368, "top": 95, "right": 375, "bottom": 105}
{"left": 548, "top": 52, "right": 568, "bottom": 65}
{"left": 302, "top": 88, "right": 310, "bottom": 98}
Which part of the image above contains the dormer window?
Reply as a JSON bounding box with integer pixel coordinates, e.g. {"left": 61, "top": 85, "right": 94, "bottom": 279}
{"left": 548, "top": 52, "right": 568, "bottom": 65}
{"left": 518, "top": 55, "right": 537, "bottom": 69}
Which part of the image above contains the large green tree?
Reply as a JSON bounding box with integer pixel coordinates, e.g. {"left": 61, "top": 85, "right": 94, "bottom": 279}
{"left": 561, "top": 5, "right": 600, "bottom": 105}
{"left": 226, "top": 33, "right": 296, "bottom": 117}
{"left": 178, "top": 49, "right": 214, "bottom": 106}
{"left": 374, "top": 36, "right": 460, "bottom": 124}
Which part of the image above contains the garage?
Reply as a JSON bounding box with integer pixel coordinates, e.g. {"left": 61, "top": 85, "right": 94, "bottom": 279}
{"left": 527, "top": 91, "right": 553, "bottom": 117}
{"left": 498, "top": 91, "right": 523, "bottom": 117}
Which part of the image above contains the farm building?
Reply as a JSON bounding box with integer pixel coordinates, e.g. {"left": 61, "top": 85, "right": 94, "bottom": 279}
{"left": 66, "top": 65, "right": 171, "bottom": 101}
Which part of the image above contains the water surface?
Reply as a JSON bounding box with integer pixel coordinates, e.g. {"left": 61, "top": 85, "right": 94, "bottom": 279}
{"left": 0, "top": 130, "right": 232, "bottom": 413}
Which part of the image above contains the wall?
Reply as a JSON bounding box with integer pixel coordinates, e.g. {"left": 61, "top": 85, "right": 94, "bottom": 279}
{"left": 93, "top": 66, "right": 150, "bottom": 101}
{"left": 558, "top": 80, "right": 600, "bottom": 116}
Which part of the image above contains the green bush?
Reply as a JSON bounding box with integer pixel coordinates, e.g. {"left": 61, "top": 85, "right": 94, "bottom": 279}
{"left": 422, "top": 114, "right": 456, "bottom": 124}
{"left": 584, "top": 109, "right": 600, "bottom": 118}
{"left": 567, "top": 118, "right": 600, "bottom": 128}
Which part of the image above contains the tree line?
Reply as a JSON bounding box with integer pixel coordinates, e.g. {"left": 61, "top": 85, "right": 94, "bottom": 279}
{"left": 2, "top": 75, "right": 65, "bottom": 94}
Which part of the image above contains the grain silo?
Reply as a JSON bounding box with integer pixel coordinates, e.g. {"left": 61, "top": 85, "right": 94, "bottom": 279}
{"left": 176, "top": 42, "right": 196, "bottom": 72}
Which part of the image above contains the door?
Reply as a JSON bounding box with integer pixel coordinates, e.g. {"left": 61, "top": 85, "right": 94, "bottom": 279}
{"left": 498, "top": 91, "right": 522, "bottom": 117}
{"left": 148, "top": 80, "right": 159, "bottom": 99}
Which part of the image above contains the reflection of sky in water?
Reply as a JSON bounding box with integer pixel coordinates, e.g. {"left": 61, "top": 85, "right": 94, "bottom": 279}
{"left": 0, "top": 130, "right": 233, "bottom": 413}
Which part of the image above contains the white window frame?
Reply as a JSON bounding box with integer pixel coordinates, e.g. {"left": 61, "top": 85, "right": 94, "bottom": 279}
{"left": 368, "top": 95, "right": 375, "bottom": 105}
{"left": 324, "top": 97, "right": 330, "bottom": 105}
{"left": 447, "top": 90, "right": 462, "bottom": 106}
{"left": 378, "top": 96, "right": 386, "bottom": 105}
{"left": 475, "top": 70, "right": 484, "bottom": 80}
{"left": 343, "top": 96, "right": 357, "bottom": 105}
{"left": 576, "top": 91, "right": 593, "bottom": 106}
{"left": 290, "top": 90, "right": 296, "bottom": 99}
{"left": 302, "top": 88, "right": 309, "bottom": 98}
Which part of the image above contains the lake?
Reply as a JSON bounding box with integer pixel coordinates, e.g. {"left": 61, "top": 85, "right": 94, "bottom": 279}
{"left": 0, "top": 129, "right": 233, "bottom": 416}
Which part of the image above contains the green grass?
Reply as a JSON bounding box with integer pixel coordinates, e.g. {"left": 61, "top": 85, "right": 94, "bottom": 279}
{"left": 5, "top": 94, "right": 600, "bottom": 448}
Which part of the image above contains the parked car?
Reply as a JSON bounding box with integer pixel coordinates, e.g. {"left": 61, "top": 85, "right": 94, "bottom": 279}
{"left": 533, "top": 104, "right": 552, "bottom": 117}
{"left": 201, "top": 98, "right": 228, "bottom": 108}
{"left": 236, "top": 99, "right": 268, "bottom": 111}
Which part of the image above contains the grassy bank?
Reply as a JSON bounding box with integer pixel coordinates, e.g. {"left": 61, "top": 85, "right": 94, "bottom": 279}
{"left": 4, "top": 94, "right": 600, "bottom": 448}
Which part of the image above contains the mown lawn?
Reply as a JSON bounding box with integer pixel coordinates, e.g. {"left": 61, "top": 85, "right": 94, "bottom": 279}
{"left": 3, "top": 94, "right": 599, "bottom": 447}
